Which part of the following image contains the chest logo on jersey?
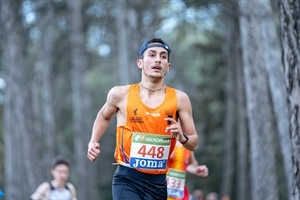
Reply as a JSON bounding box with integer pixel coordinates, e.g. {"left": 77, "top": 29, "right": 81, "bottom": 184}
{"left": 130, "top": 117, "right": 144, "bottom": 123}
{"left": 130, "top": 108, "right": 144, "bottom": 123}
{"left": 145, "top": 112, "right": 160, "bottom": 117}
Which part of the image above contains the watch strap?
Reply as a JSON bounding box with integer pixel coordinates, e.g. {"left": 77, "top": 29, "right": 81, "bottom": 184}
{"left": 180, "top": 133, "right": 189, "bottom": 144}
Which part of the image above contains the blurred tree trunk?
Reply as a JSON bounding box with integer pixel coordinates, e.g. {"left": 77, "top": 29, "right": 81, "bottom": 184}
{"left": 220, "top": 2, "right": 237, "bottom": 197}
{"left": 114, "top": 0, "right": 163, "bottom": 84}
{"left": 115, "top": 0, "right": 130, "bottom": 84}
{"left": 38, "top": 2, "right": 56, "bottom": 178}
{"left": 236, "top": 43, "right": 249, "bottom": 200}
{"left": 225, "top": 4, "right": 250, "bottom": 199}
{"left": 221, "top": 2, "right": 249, "bottom": 199}
{"left": 238, "top": 0, "right": 279, "bottom": 199}
{"left": 67, "top": 0, "right": 97, "bottom": 198}
{"left": 260, "top": 1, "right": 293, "bottom": 199}
{"left": 1, "top": 0, "right": 42, "bottom": 198}
{"left": 278, "top": 0, "right": 300, "bottom": 199}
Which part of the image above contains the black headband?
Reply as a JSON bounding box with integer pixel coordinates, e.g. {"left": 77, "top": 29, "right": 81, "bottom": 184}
{"left": 139, "top": 38, "right": 172, "bottom": 57}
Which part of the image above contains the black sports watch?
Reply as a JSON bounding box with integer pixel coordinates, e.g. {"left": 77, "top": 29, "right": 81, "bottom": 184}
{"left": 180, "top": 133, "right": 189, "bottom": 144}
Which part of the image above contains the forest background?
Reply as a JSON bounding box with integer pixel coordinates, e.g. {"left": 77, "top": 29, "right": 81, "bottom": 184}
{"left": 0, "top": 0, "right": 300, "bottom": 200}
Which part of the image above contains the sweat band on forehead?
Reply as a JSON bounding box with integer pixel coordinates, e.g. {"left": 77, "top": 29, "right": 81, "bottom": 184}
{"left": 139, "top": 38, "right": 172, "bottom": 57}
{"left": 145, "top": 44, "right": 170, "bottom": 53}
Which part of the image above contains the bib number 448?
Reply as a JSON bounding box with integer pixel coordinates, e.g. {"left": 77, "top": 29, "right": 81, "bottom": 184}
{"left": 138, "top": 145, "right": 165, "bottom": 158}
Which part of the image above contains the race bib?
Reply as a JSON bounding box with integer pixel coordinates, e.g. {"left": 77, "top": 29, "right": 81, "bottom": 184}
{"left": 167, "top": 169, "right": 186, "bottom": 198}
{"left": 129, "top": 132, "right": 171, "bottom": 170}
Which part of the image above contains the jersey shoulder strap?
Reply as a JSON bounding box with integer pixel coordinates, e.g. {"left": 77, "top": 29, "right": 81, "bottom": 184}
{"left": 65, "top": 183, "right": 70, "bottom": 190}
{"left": 49, "top": 182, "right": 55, "bottom": 190}
{"left": 49, "top": 182, "right": 70, "bottom": 190}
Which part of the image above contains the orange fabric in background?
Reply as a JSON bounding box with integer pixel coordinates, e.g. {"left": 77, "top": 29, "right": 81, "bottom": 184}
{"left": 167, "top": 144, "right": 191, "bottom": 200}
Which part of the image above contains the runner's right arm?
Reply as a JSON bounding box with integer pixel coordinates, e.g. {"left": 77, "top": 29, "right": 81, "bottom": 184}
{"left": 87, "top": 86, "right": 121, "bottom": 161}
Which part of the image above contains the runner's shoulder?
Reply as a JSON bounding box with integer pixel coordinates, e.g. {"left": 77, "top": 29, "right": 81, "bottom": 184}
{"left": 109, "top": 85, "right": 130, "bottom": 98}
{"left": 66, "top": 182, "right": 76, "bottom": 190}
{"left": 174, "top": 89, "right": 189, "bottom": 101}
{"left": 108, "top": 85, "right": 131, "bottom": 102}
{"left": 36, "top": 182, "right": 51, "bottom": 192}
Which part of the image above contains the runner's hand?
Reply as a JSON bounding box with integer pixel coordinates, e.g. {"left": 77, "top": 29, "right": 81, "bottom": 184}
{"left": 87, "top": 142, "right": 100, "bottom": 161}
{"left": 195, "top": 165, "right": 209, "bottom": 177}
{"left": 164, "top": 118, "right": 185, "bottom": 142}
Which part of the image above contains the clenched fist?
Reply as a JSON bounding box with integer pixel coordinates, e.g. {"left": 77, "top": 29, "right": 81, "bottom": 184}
{"left": 87, "top": 142, "right": 100, "bottom": 161}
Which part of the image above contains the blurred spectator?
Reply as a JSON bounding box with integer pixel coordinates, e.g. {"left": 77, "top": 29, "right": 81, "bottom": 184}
{"left": 30, "top": 156, "right": 77, "bottom": 200}
{"left": 205, "top": 192, "right": 219, "bottom": 200}
{"left": 192, "top": 189, "right": 204, "bottom": 200}
{"left": 221, "top": 195, "right": 230, "bottom": 200}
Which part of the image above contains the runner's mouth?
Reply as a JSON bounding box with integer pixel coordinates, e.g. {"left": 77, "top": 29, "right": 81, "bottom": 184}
{"left": 152, "top": 65, "right": 162, "bottom": 70}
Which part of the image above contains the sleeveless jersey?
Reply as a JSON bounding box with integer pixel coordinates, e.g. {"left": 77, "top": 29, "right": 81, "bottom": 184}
{"left": 48, "top": 182, "right": 72, "bottom": 200}
{"left": 114, "top": 83, "right": 178, "bottom": 174}
{"left": 167, "top": 144, "right": 191, "bottom": 200}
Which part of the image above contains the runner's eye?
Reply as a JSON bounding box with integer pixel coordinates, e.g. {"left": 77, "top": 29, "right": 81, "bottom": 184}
{"left": 162, "top": 55, "right": 167, "bottom": 59}
{"left": 148, "top": 52, "right": 155, "bottom": 57}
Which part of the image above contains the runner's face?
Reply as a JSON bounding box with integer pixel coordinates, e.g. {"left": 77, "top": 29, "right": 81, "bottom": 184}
{"left": 139, "top": 46, "right": 171, "bottom": 78}
{"left": 51, "top": 164, "right": 69, "bottom": 183}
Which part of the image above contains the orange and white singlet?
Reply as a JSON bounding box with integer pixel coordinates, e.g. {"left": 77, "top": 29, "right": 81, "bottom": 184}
{"left": 167, "top": 143, "right": 191, "bottom": 200}
{"left": 114, "top": 83, "right": 178, "bottom": 174}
